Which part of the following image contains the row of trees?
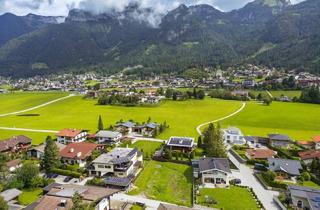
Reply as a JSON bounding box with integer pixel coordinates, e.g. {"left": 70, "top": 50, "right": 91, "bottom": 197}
{"left": 98, "top": 94, "right": 140, "bottom": 105}
{"left": 165, "top": 88, "right": 205, "bottom": 101}
{"left": 208, "top": 89, "right": 249, "bottom": 101}
{"left": 300, "top": 86, "right": 320, "bottom": 104}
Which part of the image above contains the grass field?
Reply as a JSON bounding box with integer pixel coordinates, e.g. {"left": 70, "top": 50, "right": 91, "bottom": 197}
{"left": 0, "top": 92, "right": 67, "bottom": 114}
{"left": 197, "top": 187, "right": 260, "bottom": 210}
{"left": 222, "top": 101, "right": 320, "bottom": 140}
{"left": 128, "top": 161, "right": 192, "bottom": 207}
{"left": 269, "top": 91, "right": 301, "bottom": 98}
{"left": 0, "top": 96, "right": 242, "bottom": 144}
{"left": 18, "top": 188, "right": 43, "bottom": 205}
{"left": 129, "top": 141, "right": 163, "bottom": 156}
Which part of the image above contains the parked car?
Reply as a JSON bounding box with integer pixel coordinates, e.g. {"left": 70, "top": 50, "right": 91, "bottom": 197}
{"left": 63, "top": 176, "right": 72, "bottom": 182}
{"left": 230, "top": 178, "right": 241, "bottom": 185}
{"left": 254, "top": 163, "right": 267, "bottom": 171}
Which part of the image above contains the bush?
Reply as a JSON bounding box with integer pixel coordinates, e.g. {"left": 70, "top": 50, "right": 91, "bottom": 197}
{"left": 51, "top": 168, "right": 81, "bottom": 178}
{"left": 87, "top": 177, "right": 104, "bottom": 187}
{"left": 299, "top": 172, "right": 311, "bottom": 182}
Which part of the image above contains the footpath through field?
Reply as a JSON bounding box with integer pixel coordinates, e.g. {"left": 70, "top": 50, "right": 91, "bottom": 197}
{"left": 0, "top": 94, "right": 75, "bottom": 117}
{"left": 196, "top": 102, "right": 246, "bottom": 135}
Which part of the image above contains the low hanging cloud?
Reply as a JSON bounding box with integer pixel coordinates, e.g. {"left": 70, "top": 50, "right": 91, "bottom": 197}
{"left": 0, "top": 0, "right": 306, "bottom": 18}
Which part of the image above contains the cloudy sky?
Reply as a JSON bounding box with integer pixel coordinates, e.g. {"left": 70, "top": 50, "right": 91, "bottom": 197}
{"left": 0, "top": 0, "right": 305, "bottom": 16}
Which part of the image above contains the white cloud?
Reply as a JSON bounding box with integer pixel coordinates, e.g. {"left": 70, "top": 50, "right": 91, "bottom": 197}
{"left": 0, "top": 0, "right": 307, "bottom": 16}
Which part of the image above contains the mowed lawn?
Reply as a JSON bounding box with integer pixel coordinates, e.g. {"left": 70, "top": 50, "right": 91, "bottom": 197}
{"left": 18, "top": 188, "right": 43, "bottom": 205}
{"left": 0, "top": 91, "right": 68, "bottom": 114}
{"left": 129, "top": 141, "right": 163, "bottom": 156}
{"left": 197, "top": 187, "right": 259, "bottom": 210}
{"left": 0, "top": 96, "right": 242, "bottom": 144}
{"left": 222, "top": 101, "right": 320, "bottom": 140}
{"left": 269, "top": 90, "right": 301, "bottom": 98}
{"left": 128, "top": 161, "right": 192, "bottom": 207}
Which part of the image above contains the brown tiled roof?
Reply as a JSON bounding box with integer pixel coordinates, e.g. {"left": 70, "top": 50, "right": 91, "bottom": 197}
{"left": 298, "top": 150, "right": 320, "bottom": 160}
{"left": 56, "top": 129, "right": 84, "bottom": 138}
{"left": 0, "top": 135, "right": 32, "bottom": 152}
{"left": 312, "top": 136, "right": 320, "bottom": 142}
{"left": 59, "top": 142, "right": 98, "bottom": 160}
{"left": 246, "top": 149, "right": 276, "bottom": 159}
{"left": 6, "top": 159, "right": 22, "bottom": 168}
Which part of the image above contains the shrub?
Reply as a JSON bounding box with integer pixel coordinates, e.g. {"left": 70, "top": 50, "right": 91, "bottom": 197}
{"left": 51, "top": 168, "right": 81, "bottom": 178}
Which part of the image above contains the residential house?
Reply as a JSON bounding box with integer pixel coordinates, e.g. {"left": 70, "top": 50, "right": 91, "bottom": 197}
{"left": 95, "top": 130, "right": 122, "bottom": 144}
{"left": 89, "top": 147, "right": 142, "bottom": 178}
{"left": 298, "top": 150, "right": 320, "bottom": 165}
{"left": 298, "top": 136, "right": 320, "bottom": 150}
{"left": 59, "top": 142, "right": 101, "bottom": 167}
{"left": 268, "top": 134, "right": 292, "bottom": 148}
{"left": 243, "top": 136, "right": 269, "bottom": 147}
{"left": 268, "top": 158, "right": 302, "bottom": 179}
{"left": 115, "top": 121, "right": 136, "bottom": 134}
{"left": 192, "top": 158, "right": 231, "bottom": 188}
{"left": 28, "top": 142, "right": 66, "bottom": 159}
{"left": 0, "top": 135, "right": 32, "bottom": 154}
{"left": 223, "top": 127, "right": 245, "bottom": 145}
{"left": 287, "top": 185, "right": 320, "bottom": 210}
{"left": 6, "top": 159, "right": 22, "bottom": 172}
{"left": 166, "top": 137, "right": 195, "bottom": 153}
{"left": 246, "top": 149, "right": 276, "bottom": 160}
{"left": 24, "top": 183, "right": 119, "bottom": 210}
{"left": 56, "top": 129, "right": 88, "bottom": 144}
{"left": 142, "top": 123, "right": 159, "bottom": 137}
{"left": 231, "top": 90, "right": 249, "bottom": 98}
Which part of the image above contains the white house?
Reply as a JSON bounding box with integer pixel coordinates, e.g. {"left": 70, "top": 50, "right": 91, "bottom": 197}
{"left": 95, "top": 130, "right": 122, "bottom": 144}
{"left": 193, "top": 158, "right": 231, "bottom": 188}
{"left": 89, "top": 147, "right": 143, "bottom": 178}
{"left": 56, "top": 129, "right": 88, "bottom": 144}
{"left": 223, "top": 127, "right": 245, "bottom": 145}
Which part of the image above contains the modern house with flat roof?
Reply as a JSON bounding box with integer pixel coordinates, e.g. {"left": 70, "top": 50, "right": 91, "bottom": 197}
{"left": 223, "top": 127, "right": 245, "bottom": 145}
{"left": 166, "top": 136, "right": 195, "bottom": 153}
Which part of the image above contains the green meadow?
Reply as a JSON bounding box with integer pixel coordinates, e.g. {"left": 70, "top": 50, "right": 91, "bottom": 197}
{"left": 269, "top": 90, "right": 302, "bottom": 98}
{"left": 222, "top": 101, "right": 320, "bottom": 140}
{"left": 0, "top": 91, "right": 67, "bottom": 114}
{"left": 0, "top": 95, "right": 242, "bottom": 144}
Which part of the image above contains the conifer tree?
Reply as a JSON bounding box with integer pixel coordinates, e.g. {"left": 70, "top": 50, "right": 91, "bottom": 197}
{"left": 42, "top": 136, "right": 60, "bottom": 172}
{"left": 98, "top": 115, "right": 104, "bottom": 130}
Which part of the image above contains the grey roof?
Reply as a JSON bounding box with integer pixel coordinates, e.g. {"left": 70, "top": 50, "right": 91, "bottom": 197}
{"left": 104, "top": 175, "right": 134, "bottom": 187}
{"left": 96, "top": 130, "right": 121, "bottom": 138}
{"left": 92, "top": 147, "right": 137, "bottom": 164}
{"left": 268, "top": 134, "right": 291, "bottom": 141}
{"left": 0, "top": 188, "right": 22, "bottom": 202}
{"left": 197, "top": 158, "right": 231, "bottom": 173}
{"left": 288, "top": 185, "right": 320, "bottom": 210}
{"left": 116, "top": 121, "right": 135, "bottom": 128}
{"left": 167, "top": 137, "right": 194, "bottom": 148}
{"left": 29, "top": 142, "right": 66, "bottom": 153}
{"left": 243, "top": 136, "right": 255, "bottom": 142}
{"left": 268, "top": 158, "right": 302, "bottom": 176}
{"left": 145, "top": 122, "right": 158, "bottom": 129}
{"left": 225, "top": 127, "right": 242, "bottom": 135}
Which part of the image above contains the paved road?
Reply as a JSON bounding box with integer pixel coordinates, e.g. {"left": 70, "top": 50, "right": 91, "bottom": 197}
{"left": 266, "top": 90, "right": 273, "bottom": 98}
{"left": 196, "top": 102, "right": 246, "bottom": 135}
{"left": 0, "top": 94, "right": 75, "bottom": 117}
{"left": 228, "top": 152, "right": 280, "bottom": 210}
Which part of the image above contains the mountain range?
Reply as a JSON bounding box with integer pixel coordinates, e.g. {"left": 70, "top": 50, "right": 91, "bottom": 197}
{"left": 0, "top": 0, "right": 319, "bottom": 77}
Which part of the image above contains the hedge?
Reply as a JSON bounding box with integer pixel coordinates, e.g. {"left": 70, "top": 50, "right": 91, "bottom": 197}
{"left": 260, "top": 172, "right": 287, "bottom": 190}
{"left": 51, "top": 168, "right": 81, "bottom": 178}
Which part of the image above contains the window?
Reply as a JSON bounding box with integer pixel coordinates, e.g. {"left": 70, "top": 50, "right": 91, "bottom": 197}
{"left": 297, "top": 200, "right": 303, "bottom": 208}
{"left": 105, "top": 165, "right": 111, "bottom": 169}
{"left": 98, "top": 165, "right": 105, "bottom": 168}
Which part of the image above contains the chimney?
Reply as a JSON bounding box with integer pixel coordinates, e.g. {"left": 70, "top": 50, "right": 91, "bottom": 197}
{"left": 70, "top": 148, "right": 74, "bottom": 153}
{"left": 59, "top": 199, "right": 67, "bottom": 207}
{"left": 77, "top": 152, "right": 82, "bottom": 157}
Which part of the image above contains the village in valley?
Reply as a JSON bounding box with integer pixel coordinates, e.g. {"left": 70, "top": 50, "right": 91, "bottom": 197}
{"left": 0, "top": 64, "right": 320, "bottom": 210}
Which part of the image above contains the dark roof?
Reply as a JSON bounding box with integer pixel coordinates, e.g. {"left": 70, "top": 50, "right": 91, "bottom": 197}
{"left": 0, "top": 135, "right": 32, "bottom": 152}
{"left": 145, "top": 122, "right": 158, "bottom": 129}
{"left": 104, "top": 175, "right": 134, "bottom": 187}
{"left": 268, "top": 134, "right": 291, "bottom": 141}
{"left": 116, "top": 121, "right": 135, "bottom": 128}
{"left": 198, "top": 158, "right": 231, "bottom": 173}
{"left": 288, "top": 185, "right": 320, "bottom": 210}
{"left": 167, "top": 137, "right": 194, "bottom": 148}
{"left": 268, "top": 158, "right": 302, "bottom": 176}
